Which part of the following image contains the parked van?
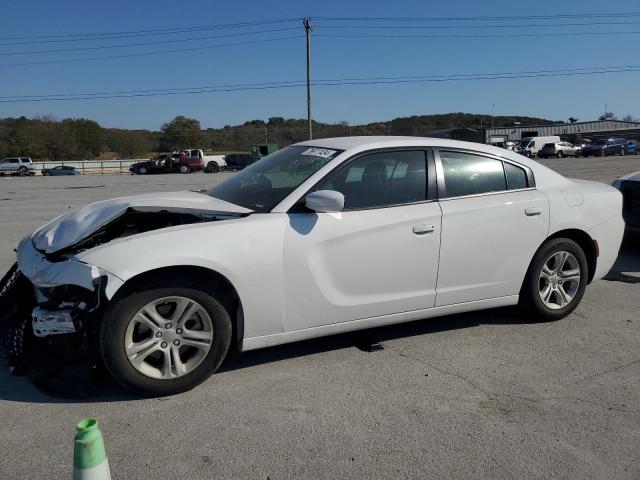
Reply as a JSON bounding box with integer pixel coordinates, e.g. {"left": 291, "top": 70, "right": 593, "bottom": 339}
{"left": 517, "top": 136, "right": 561, "bottom": 157}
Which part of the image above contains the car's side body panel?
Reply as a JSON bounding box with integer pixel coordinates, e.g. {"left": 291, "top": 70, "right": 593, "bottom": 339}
{"left": 78, "top": 214, "right": 288, "bottom": 339}
{"left": 242, "top": 295, "right": 519, "bottom": 351}
{"left": 540, "top": 179, "right": 624, "bottom": 281}
{"left": 435, "top": 189, "right": 549, "bottom": 306}
{"left": 282, "top": 202, "right": 442, "bottom": 331}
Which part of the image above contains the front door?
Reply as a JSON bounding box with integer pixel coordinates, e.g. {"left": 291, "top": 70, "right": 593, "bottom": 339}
{"left": 282, "top": 149, "right": 442, "bottom": 331}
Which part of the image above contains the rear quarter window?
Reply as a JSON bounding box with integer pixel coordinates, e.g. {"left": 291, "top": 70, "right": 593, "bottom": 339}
{"left": 504, "top": 162, "right": 528, "bottom": 190}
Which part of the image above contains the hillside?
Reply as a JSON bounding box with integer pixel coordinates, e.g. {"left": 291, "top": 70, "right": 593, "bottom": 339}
{"left": 0, "top": 113, "right": 558, "bottom": 160}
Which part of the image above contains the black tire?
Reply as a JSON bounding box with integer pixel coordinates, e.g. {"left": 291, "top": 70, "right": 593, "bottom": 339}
{"left": 557, "top": 151, "right": 564, "bottom": 158}
{"left": 600, "top": 149, "right": 606, "bottom": 157}
{"left": 18, "top": 166, "right": 28, "bottom": 176}
{"left": 179, "top": 164, "right": 191, "bottom": 174}
{"left": 44, "top": 172, "right": 51, "bottom": 176}
{"left": 620, "top": 148, "right": 626, "bottom": 156}
{"left": 100, "top": 277, "right": 232, "bottom": 396}
{"left": 138, "top": 166, "right": 147, "bottom": 175}
{"left": 207, "top": 161, "right": 220, "bottom": 173}
{"left": 519, "top": 238, "right": 588, "bottom": 322}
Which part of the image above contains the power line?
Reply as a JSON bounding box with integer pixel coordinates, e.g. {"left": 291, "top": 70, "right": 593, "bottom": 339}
{"left": 0, "top": 18, "right": 300, "bottom": 42}
{"left": 0, "top": 27, "right": 300, "bottom": 56}
{"left": 1, "top": 65, "right": 638, "bottom": 103}
{"left": 313, "top": 20, "right": 640, "bottom": 30}
{"left": 315, "top": 31, "right": 640, "bottom": 39}
{"left": 4, "top": 65, "right": 635, "bottom": 100}
{"left": 313, "top": 13, "right": 640, "bottom": 22}
{"left": 0, "top": 35, "right": 302, "bottom": 67}
{"left": 4, "top": 65, "right": 636, "bottom": 99}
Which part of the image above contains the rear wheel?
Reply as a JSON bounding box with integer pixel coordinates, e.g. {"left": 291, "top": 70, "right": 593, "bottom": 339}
{"left": 179, "top": 164, "right": 191, "bottom": 174}
{"left": 519, "top": 238, "right": 588, "bottom": 321}
{"left": 207, "top": 161, "right": 220, "bottom": 173}
{"left": 620, "top": 147, "right": 626, "bottom": 156}
{"left": 18, "top": 166, "right": 28, "bottom": 176}
{"left": 557, "top": 151, "right": 564, "bottom": 158}
{"left": 138, "top": 166, "right": 148, "bottom": 175}
{"left": 100, "top": 278, "right": 232, "bottom": 396}
{"left": 600, "top": 149, "right": 606, "bottom": 157}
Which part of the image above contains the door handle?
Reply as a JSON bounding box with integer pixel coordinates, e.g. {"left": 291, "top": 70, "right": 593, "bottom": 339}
{"left": 525, "top": 207, "right": 543, "bottom": 216}
{"left": 413, "top": 225, "right": 435, "bottom": 235}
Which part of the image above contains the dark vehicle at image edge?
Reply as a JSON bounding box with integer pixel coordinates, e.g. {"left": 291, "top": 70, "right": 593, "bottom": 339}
{"left": 224, "top": 153, "right": 255, "bottom": 170}
{"left": 581, "top": 138, "right": 637, "bottom": 157}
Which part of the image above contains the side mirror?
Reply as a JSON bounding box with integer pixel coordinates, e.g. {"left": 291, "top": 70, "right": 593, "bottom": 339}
{"left": 305, "top": 190, "right": 345, "bottom": 213}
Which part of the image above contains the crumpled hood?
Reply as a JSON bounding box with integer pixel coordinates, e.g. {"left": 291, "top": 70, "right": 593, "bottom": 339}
{"left": 31, "top": 190, "right": 252, "bottom": 254}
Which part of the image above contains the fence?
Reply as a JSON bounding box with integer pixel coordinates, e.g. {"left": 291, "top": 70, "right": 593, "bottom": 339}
{"left": 33, "top": 159, "right": 146, "bottom": 175}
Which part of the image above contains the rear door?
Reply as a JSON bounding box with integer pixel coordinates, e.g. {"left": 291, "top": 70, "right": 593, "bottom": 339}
{"left": 434, "top": 149, "right": 549, "bottom": 306}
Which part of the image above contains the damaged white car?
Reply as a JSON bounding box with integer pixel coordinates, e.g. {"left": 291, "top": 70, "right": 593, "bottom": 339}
{"left": 1, "top": 137, "right": 625, "bottom": 395}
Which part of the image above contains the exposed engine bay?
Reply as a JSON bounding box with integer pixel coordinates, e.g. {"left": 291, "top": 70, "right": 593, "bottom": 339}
{"left": 44, "top": 207, "right": 242, "bottom": 259}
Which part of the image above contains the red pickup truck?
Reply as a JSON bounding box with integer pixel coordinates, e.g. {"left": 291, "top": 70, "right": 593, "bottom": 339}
{"left": 129, "top": 152, "right": 204, "bottom": 175}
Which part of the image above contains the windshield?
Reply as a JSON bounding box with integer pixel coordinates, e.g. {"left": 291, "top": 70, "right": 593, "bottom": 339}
{"left": 207, "top": 146, "right": 342, "bottom": 212}
{"left": 518, "top": 139, "right": 531, "bottom": 147}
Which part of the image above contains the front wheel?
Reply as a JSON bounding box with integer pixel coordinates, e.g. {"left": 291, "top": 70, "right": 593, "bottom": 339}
{"left": 557, "top": 151, "right": 564, "bottom": 158}
{"left": 519, "top": 238, "right": 588, "bottom": 321}
{"left": 179, "top": 164, "right": 191, "bottom": 174}
{"left": 18, "top": 166, "right": 28, "bottom": 176}
{"left": 620, "top": 148, "right": 626, "bottom": 156}
{"left": 100, "top": 279, "right": 232, "bottom": 396}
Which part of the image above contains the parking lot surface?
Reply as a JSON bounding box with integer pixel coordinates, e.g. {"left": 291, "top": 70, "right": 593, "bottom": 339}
{"left": 1, "top": 156, "right": 639, "bottom": 479}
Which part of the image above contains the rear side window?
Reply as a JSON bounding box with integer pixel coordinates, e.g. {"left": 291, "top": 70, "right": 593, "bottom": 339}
{"left": 505, "top": 162, "right": 528, "bottom": 190}
{"left": 440, "top": 151, "right": 506, "bottom": 198}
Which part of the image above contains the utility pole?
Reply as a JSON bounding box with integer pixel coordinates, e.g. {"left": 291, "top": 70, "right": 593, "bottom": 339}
{"left": 264, "top": 125, "right": 268, "bottom": 144}
{"left": 304, "top": 17, "right": 313, "bottom": 140}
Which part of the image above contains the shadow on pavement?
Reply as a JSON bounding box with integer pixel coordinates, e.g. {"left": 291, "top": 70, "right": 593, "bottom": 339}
{"left": 605, "top": 231, "right": 640, "bottom": 283}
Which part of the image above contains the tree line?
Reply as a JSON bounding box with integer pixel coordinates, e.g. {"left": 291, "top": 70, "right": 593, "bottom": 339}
{"left": 0, "top": 112, "right": 581, "bottom": 161}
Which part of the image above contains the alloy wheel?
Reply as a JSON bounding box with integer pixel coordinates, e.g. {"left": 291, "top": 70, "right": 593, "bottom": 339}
{"left": 538, "top": 251, "right": 581, "bottom": 310}
{"left": 124, "top": 296, "right": 214, "bottom": 379}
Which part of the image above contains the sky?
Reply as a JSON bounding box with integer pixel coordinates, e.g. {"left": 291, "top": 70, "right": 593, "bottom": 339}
{"left": 0, "top": 0, "right": 639, "bottom": 130}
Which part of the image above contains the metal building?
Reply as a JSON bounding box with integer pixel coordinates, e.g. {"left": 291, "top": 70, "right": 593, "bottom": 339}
{"left": 484, "top": 120, "right": 640, "bottom": 145}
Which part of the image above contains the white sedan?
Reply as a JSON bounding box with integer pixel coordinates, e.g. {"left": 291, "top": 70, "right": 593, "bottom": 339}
{"left": 7, "top": 137, "right": 624, "bottom": 395}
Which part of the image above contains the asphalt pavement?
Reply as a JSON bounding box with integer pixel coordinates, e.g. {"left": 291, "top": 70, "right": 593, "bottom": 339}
{"left": 0, "top": 155, "right": 639, "bottom": 479}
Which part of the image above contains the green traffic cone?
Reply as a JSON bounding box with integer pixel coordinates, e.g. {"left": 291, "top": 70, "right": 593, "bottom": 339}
{"left": 73, "top": 418, "right": 111, "bottom": 480}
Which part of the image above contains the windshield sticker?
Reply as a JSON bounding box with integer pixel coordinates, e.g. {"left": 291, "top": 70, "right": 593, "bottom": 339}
{"left": 301, "top": 148, "right": 337, "bottom": 158}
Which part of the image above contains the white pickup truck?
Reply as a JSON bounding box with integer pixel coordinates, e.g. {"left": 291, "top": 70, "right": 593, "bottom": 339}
{"left": 183, "top": 149, "right": 226, "bottom": 172}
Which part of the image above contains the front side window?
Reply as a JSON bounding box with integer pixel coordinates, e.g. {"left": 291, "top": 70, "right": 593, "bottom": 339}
{"left": 208, "top": 146, "right": 341, "bottom": 212}
{"left": 440, "top": 151, "right": 507, "bottom": 198}
{"left": 316, "top": 150, "right": 427, "bottom": 210}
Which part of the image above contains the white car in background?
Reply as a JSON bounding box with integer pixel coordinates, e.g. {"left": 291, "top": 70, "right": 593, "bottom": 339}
{"left": 4, "top": 137, "right": 624, "bottom": 395}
